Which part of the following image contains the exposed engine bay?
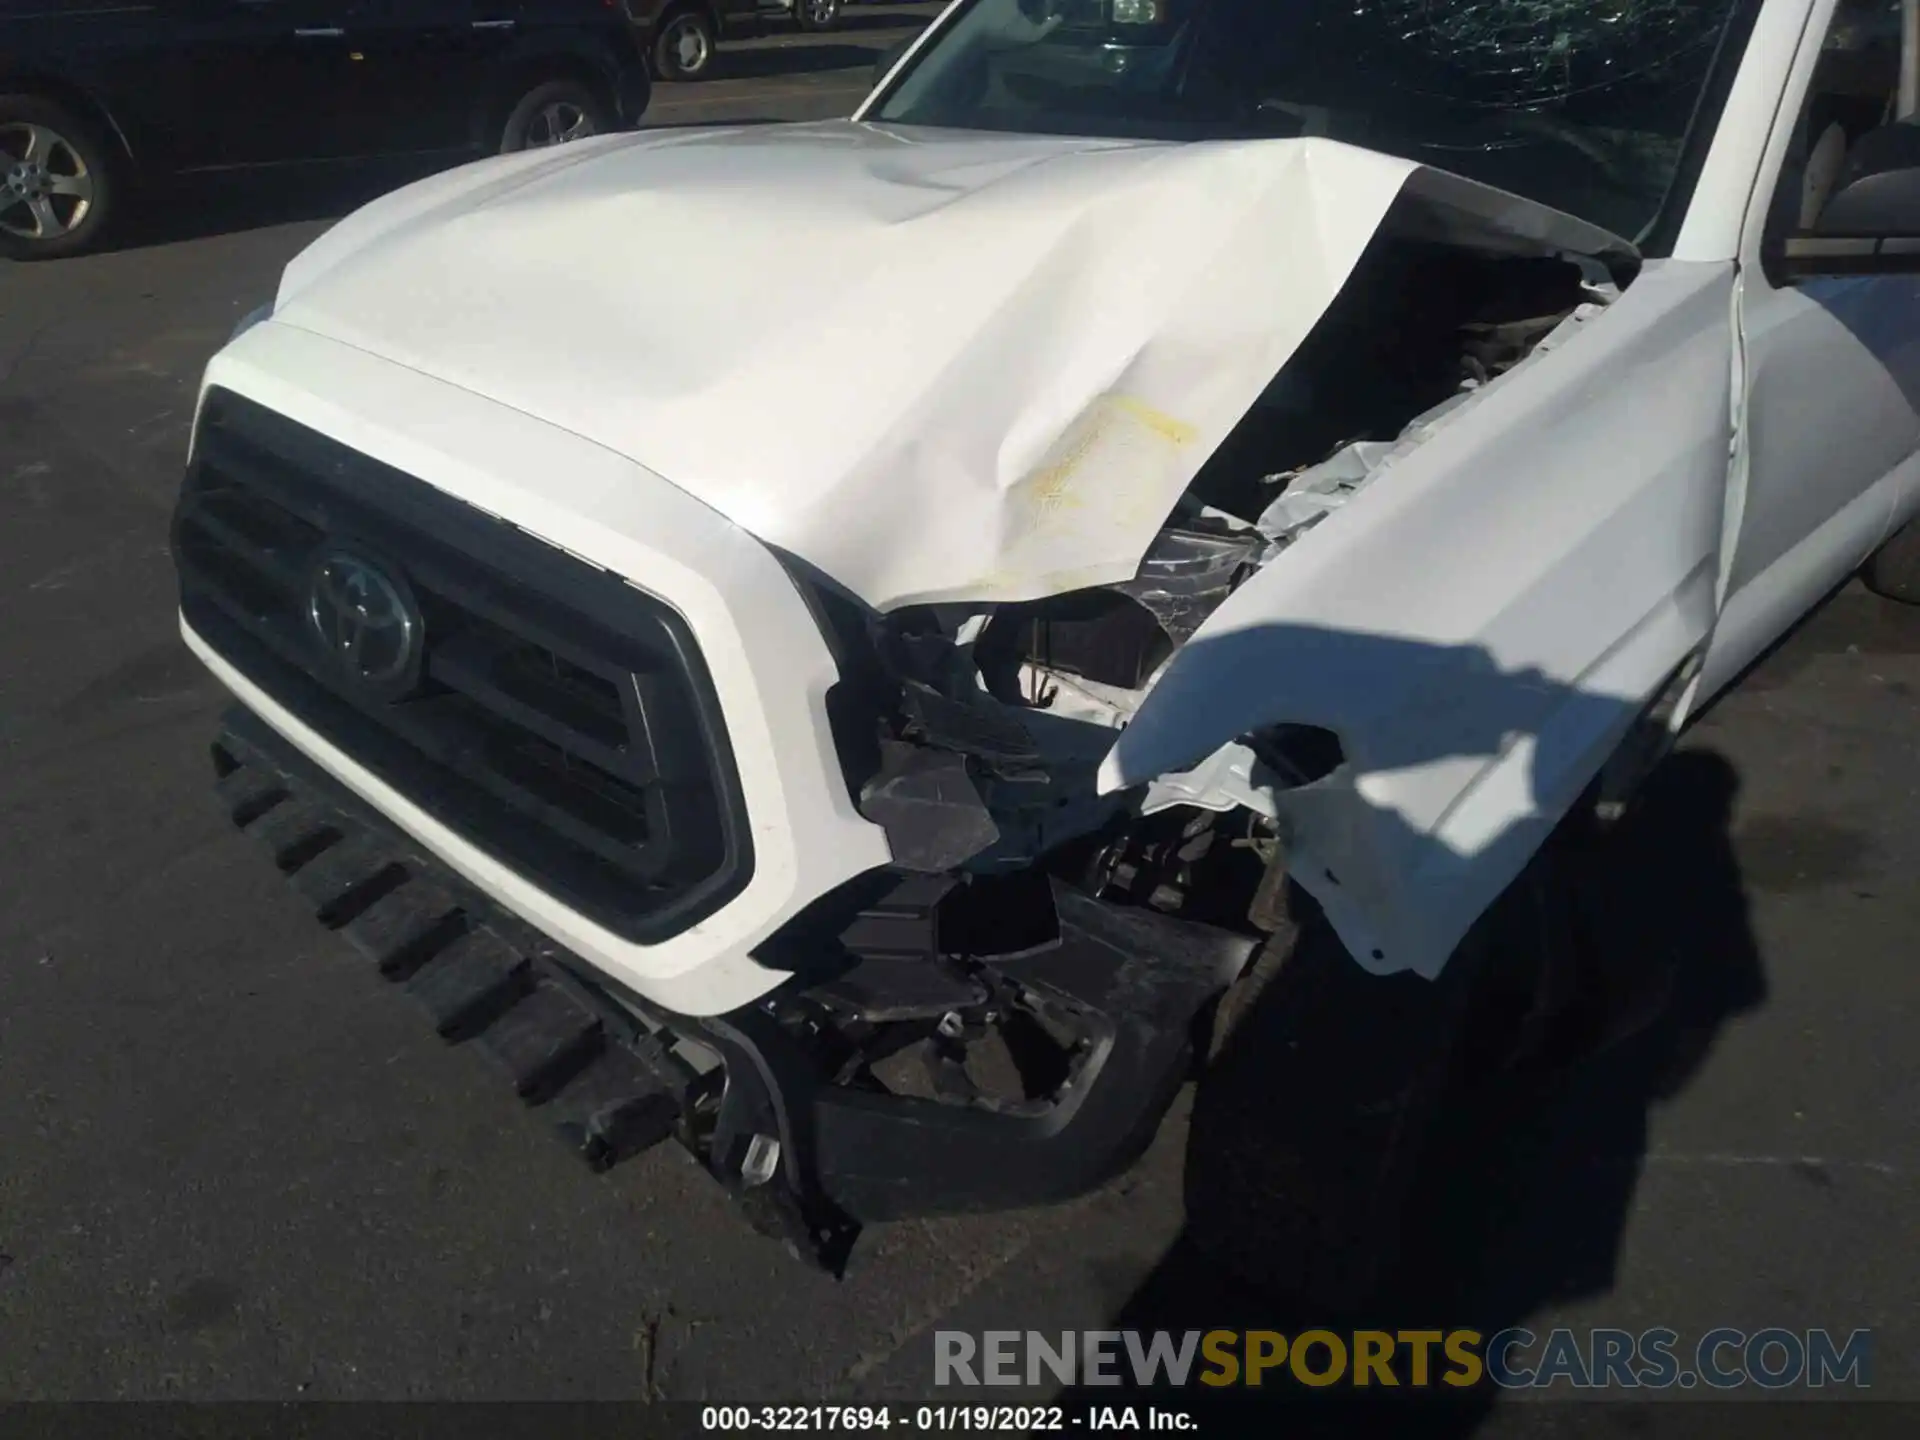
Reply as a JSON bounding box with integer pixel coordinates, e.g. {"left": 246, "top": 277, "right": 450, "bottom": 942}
{"left": 754, "top": 238, "right": 1615, "bottom": 1130}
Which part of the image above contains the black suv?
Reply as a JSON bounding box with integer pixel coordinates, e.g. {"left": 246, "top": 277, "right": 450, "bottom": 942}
{"left": 0, "top": 0, "right": 652, "bottom": 259}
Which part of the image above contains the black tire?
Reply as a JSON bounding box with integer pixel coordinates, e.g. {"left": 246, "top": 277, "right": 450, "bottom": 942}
{"left": 795, "top": 0, "right": 843, "bottom": 32}
{"left": 0, "top": 93, "right": 120, "bottom": 260}
{"left": 1864, "top": 513, "right": 1920, "bottom": 604}
{"left": 653, "top": 7, "right": 719, "bottom": 81}
{"left": 1185, "top": 905, "right": 1485, "bottom": 1314}
{"left": 498, "top": 79, "right": 612, "bottom": 155}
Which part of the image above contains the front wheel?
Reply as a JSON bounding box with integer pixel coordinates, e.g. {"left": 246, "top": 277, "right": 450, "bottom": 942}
{"left": 653, "top": 9, "right": 718, "bottom": 81}
{"left": 1185, "top": 909, "right": 1480, "bottom": 1313}
{"left": 0, "top": 95, "right": 119, "bottom": 260}
{"left": 498, "top": 79, "right": 611, "bottom": 154}
{"left": 1864, "top": 514, "right": 1920, "bottom": 605}
{"left": 796, "top": 0, "right": 842, "bottom": 32}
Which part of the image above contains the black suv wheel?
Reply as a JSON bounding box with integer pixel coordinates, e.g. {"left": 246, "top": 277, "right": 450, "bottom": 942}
{"left": 796, "top": 0, "right": 842, "bottom": 32}
{"left": 499, "top": 78, "right": 613, "bottom": 153}
{"left": 0, "top": 95, "right": 118, "bottom": 260}
{"left": 654, "top": 6, "right": 718, "bottom": 80}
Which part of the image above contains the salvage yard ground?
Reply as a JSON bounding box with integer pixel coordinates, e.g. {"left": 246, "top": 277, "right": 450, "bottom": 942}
{"left": 2, "top": 7, "right": 1918, "bottom": 1426}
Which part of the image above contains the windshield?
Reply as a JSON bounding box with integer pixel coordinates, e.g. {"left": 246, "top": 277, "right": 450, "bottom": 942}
{"left": 872, "top": 0, "right": 1753, "bottom": 246}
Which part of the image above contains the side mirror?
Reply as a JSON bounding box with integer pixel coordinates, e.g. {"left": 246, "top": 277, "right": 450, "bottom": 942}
{"left": 1784, "top": 122, "right": 1920, "bottom": 276}
{"left": 871, "top": 36, "right": 914, "bottom": 91}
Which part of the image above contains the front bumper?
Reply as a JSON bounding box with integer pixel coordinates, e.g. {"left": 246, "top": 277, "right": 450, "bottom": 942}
{"left": 210, "top": 705, "right": 1249, "bottom": 1264}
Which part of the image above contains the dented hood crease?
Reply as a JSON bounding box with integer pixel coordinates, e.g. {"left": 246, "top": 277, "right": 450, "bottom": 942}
{"left": 272, "top": 120, "right": 1633, "bottom": 611}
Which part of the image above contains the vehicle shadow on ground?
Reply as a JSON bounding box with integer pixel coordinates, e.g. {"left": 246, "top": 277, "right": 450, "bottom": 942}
{"left": 1061, "top": 742, "right": 1767, "bottom": 1436}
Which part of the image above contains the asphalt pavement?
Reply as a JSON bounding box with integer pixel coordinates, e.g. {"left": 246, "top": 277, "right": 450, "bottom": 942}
{"left": 2, "top": 7, "right": 1917, "bottom": 1425}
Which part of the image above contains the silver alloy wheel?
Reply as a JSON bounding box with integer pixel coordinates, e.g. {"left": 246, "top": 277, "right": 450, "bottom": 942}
{"left": 0, "top": 121, "right": 94, "bottom": 242}
{"left": 524, "top": 101, "right": 596, "bottom": 149}
{"left": 666, "top": 16, "right": 711, "bottom": 73}
{"left": 803, "top": 0, "right": 839, "bottom": 22}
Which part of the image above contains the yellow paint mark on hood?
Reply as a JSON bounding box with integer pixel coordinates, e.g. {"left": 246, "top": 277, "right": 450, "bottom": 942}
{"left": 1017, "top": 394, "right": 1200, "bottom": 515}
{"left": 1111, "top": 396, "right": 1199, "bottom": 446}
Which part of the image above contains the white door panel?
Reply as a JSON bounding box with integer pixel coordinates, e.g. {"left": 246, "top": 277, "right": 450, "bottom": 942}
{"left": 1699, "top": 449, "right": 1913, "bottom": 700}
{"left": 1703, "top": 0, "right": 1920, "bottom": 697}
{"left": 1729, "top": 273, "right": 1920, "bottom": 596}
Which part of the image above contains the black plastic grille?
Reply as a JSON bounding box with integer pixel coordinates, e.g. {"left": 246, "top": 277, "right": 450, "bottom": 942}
{"left": 172, "top": 388, "right": 753, "bottom": 944}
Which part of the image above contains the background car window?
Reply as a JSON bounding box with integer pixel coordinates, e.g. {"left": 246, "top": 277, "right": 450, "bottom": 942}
{"left": 1772, "top": 0, "right": 1907, "bottom": 232}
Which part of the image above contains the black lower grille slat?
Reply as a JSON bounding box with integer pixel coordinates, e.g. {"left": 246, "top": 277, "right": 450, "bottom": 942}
{"left": 342, "top": 884, "right": 467, "bottom": 977}
{"left": 215, "top": 765, "right": 289, "bottom": 826}
{"left": 406, "top": 932, "right": 530, "bottom": 1037}
{"left": 211, "top": 722, "right": 696, "bottom": 1185}
{"left": 476, "top": 982, "right": 605, "bottom": 1102}
{"left": 293, "top": 833, "right": 406, "bottom": 925}
{"left": 246, "top": 798, "right": 343, "bottom": 871}
{"left": 173, "top": 388, "right": 753, "bottom": 945}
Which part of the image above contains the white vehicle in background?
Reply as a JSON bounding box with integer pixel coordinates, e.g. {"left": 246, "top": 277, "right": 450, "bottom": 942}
{"left": 172, "top": 0, "right": 1920, "bottom": 1302}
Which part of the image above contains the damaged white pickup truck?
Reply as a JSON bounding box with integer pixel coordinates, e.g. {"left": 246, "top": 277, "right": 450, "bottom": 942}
{"left": 174, "top": 0, "right": 1920, "bottom": 1302}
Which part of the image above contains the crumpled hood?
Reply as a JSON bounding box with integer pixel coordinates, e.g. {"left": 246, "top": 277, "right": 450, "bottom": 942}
{"left": 272, "top": 120, "right": 1631, "bottom": 611}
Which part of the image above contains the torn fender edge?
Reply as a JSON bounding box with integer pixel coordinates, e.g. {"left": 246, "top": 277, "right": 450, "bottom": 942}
{"left": 1099, "top": 260, "right": 1738, "bottom": 980}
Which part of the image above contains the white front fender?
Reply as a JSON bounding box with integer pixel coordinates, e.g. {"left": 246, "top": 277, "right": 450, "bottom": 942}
{"left": 1100, "top": 262, "right": 1739, "bottom": 978}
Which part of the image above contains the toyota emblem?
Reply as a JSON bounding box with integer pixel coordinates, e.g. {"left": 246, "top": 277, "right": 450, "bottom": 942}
{"left": 306, "top": 550, "right": 420, "bottom": 689}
